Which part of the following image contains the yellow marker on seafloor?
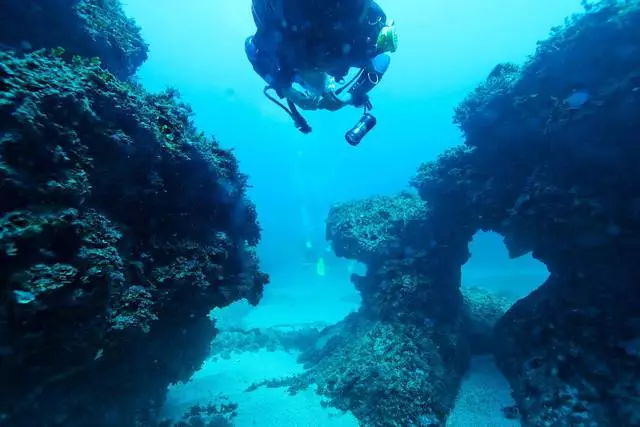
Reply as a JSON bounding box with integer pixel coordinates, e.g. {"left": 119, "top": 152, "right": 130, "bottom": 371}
{"left": 316, "top": 257, "right": 326, "bottom": 277}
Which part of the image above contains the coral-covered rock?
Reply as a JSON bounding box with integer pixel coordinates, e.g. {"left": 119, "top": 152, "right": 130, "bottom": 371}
{"left": 495, "top": 263, "right": 640, "bottom": 426}
{"left": 159, "top": 400, "right": 238, "bottom": 427}
{"left": 413, "top": 3, "right": 640, "bottom": 269}
{"left": 282, "top": 194, "right": 470, "bottom": 426}
{"left": 325, "top": 192, "right": 430, "bottom": 265}
{"left": 291, "top": 314, "right": 467, "bottom": 427}
{"left": 461, "top": 286, "right": 515, "bottom": 355}
{"left": 0, "top": 50, "right": 267, "bottom": 426}
{"left": 0, "top": 0, "right": 148, "bottom": 78}
{"left": 210, "top": 326, "right": 322, "bottom": 361}
{"left": 411, "top": 2, "right": 640, "bottom": 425}
{"left": 326, "top": 193, "right": 469, "bottom": 323}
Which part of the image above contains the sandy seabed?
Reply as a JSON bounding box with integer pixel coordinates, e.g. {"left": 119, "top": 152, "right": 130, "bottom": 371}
{"left": 162, "top": 269, "right": 524, "bottom": 426}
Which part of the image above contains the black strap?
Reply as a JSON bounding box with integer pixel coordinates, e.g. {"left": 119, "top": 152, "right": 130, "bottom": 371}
{"left": 335, "top": 69, "right": 365, "bottom": 95}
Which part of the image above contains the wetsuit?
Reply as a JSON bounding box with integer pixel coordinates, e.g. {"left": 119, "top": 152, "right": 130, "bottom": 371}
{"left": 245, "top": 0, "right": 391, "bottom": 107}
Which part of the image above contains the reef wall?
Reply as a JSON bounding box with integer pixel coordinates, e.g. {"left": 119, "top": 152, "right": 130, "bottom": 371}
{"left": 0, "top": 1, "right": 267, "bottom": 426}
{"left": 0, "top": 0, "right": 148, "bottom": 78}
{"left": 411, "top": 1, "right": 640, "bottom": 425}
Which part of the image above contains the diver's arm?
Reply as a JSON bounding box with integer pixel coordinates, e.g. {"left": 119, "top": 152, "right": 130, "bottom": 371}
{"left": 245, "top": 35, "right": 324, "bottom": 111}
{"left": 244, "top": 35, "right": 293, "bottom": 96}
{"left": 290, "top": 54, "right": 392, "bottom": 111}
{"left": 345, "top": 53, "right": 391, "bottom": 107}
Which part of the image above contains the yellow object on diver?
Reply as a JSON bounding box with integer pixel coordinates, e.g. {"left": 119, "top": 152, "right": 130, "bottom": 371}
{"left": 376, "top": 19, "right": 398, "bottom": 53}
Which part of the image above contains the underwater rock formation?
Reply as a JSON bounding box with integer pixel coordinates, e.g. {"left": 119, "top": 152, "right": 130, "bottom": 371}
{"left": 0, "top": 0, "right": 148, "bottom": 78}
{"left": 210, "top": 325, "right": 322, "bottom": 361}
{"left": 158, "top": 400, "right": 238, "bottom": 427}
{"left": 411, "top": 1, "right": 640, "bottom": 425}
{"left": 461, "top": 286, "right": 515, "bottom": 355}
{"left": 286, "top": 193, "right": 470, "bottom": 426}
{"left": 326, "top": 193, "right": 469, "bottom": 324}
{"left": 293, "top": 313, "right": 467, "bottom": 426}
{"left": 0, "top": 16, "right": 266, "bottom": 427}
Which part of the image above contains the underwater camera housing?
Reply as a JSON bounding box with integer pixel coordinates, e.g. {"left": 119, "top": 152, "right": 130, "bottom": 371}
{"left": 345, "top": 112, "right": 377, "bottom": 146}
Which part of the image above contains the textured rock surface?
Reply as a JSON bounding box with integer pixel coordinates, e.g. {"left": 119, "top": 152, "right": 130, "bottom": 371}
{"left": 495, "top": 265, "right": 640, "bottom": 426}
{"left": 411, "top": 2, "right": 640, "bottom": 425}
{"left": 0, "top": 33, "right": 266, "bottom": 427}
{"left": 294, "top": 313, "right": 467, "bottom": 427}
{"left": 210, "top": 326, "right": 322, "bottom": 361}
{"left": 280, "top": 193, "right": 470, "bottom": 426}
{"left": 461, "top": 286, "right": 515, "bottom": 355}
{"left": 326, "top": 192, "right": 468, "bottom": 324}
{"left": 0, "top": 0, "right": 148, "bottom": 78}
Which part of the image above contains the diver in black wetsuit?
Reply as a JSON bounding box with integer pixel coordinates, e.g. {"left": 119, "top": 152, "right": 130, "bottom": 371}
{"left": 244, "top": 0, "right": 398, "bottom": 144}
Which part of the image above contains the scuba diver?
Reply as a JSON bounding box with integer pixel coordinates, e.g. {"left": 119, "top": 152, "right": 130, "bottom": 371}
{"left": 245, "top": 0, "right": 398, "bottom": 145}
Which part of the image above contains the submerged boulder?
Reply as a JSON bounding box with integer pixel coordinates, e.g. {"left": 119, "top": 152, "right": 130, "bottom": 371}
{"left": 0, "top": 50, "right": 267, "bottom": 426}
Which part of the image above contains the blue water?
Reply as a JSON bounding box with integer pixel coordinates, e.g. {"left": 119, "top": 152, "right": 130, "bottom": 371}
{"left": 121, "top": 0, "right": 577, "bottom": 292}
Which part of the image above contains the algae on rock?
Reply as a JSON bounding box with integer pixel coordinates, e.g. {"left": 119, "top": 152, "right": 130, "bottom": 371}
{"left": 0, "top": 49, "right": 267, "bottom": 427}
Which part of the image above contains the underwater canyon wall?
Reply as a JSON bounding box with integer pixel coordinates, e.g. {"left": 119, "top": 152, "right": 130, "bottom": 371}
{"left": 0, "top": 1, "right": 268, "bottom": 426}
{"left": 410, "top": 1, "right": 640, "bottom": 425}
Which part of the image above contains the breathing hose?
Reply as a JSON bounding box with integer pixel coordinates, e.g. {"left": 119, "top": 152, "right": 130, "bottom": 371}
{"left": 263, "top": 86, "right": 312, "bottom": 133}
